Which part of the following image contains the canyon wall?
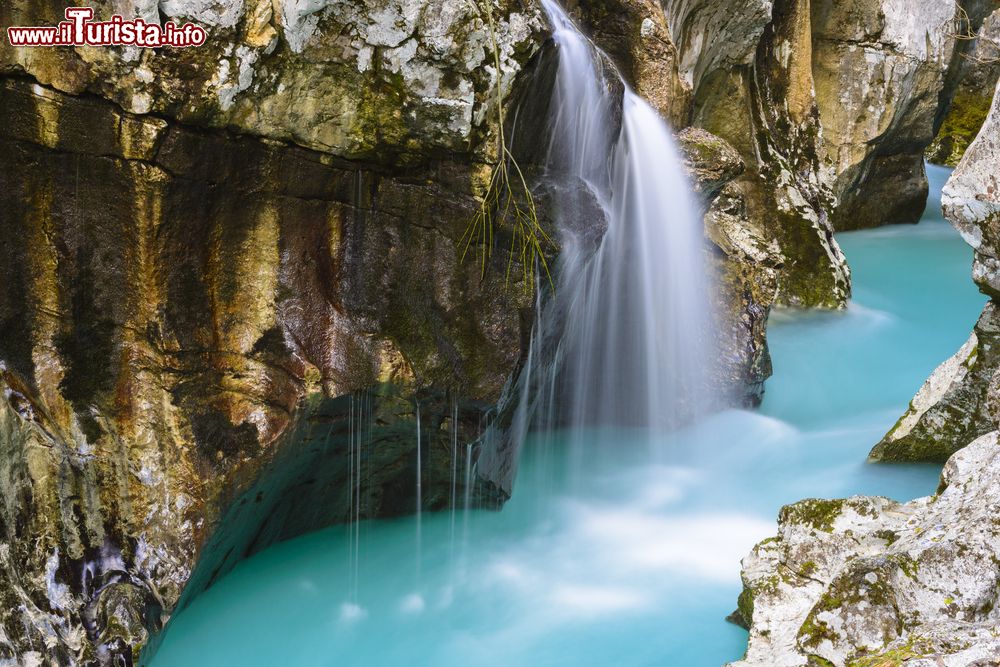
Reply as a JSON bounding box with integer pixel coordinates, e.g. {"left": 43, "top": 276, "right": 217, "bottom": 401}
{"left": 871, "top": 75, "right": 1000, "bottom": 463}
{"left": 732, "top": 74, "right": 1000, "bottom": 667}
{"left": 0, "top": 0, "right": 781, "bottom": 662}
{"left": 0, "top": 0, "right": 544, "bottom": 663}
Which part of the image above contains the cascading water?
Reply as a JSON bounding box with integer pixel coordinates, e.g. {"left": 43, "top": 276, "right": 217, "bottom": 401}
{"left": 149, "top": 50, "right": 982, "bottom": 667}
{"left": 497, "top": 0, "right": 714, "bottom": 485}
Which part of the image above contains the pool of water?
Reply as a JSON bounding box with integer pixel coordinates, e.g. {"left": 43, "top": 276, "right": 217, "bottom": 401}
{"left": 148, "top": 164, "right": 986, "bottom": 667}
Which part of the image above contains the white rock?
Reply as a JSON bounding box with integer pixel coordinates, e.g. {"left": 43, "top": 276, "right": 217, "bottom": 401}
{"left": 731, "top": 432, "right": 1000, "bottom": 666}
{"left": 943, "top": 77, "right": 1000, "bottom": 295}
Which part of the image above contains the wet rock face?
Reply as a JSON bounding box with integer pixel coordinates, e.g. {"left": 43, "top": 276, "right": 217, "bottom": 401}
{"left": 730, "top": 432, "right": 1000, "bottom": 667}
{"left": 872, "top": 77, "right": 1000, "bottom": 464}
{"left": 0, "top": 2, "right": 794, "bottom": 663}
{"left": 680, "top": 128, "right": 783, "bottom": 407}
{"left": 1, "top": 0, "right": 544, "bottom": 164}
{"left": 572, "top": 0, "right": 691, "bottom": 127}
{"left": 157, "top": 385, "right": 501, "bottom": 656}
{"left": 665, "top": 0, "right": 851, "bottom": 309}
{"left": 810, "top": 0, "right": 958, "bottom": 231}
{"left": 927, "top": 10, "right": 1000, "bottom": 167}
{"left": 0, "top": 1, "right": 549, "bottom": 663}
{"left": 565, "top": 0, "right": 852, "bottom": 310}
{"left": 0, "top": 74, "right": 530, "bottom": 664}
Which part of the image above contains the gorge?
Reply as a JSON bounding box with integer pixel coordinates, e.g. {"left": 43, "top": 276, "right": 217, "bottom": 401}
{"left": 1, "top": 0, "right": 999, "bottom": 665}
{"left": 146, "top": 164, "right": 987, "bottom": 666}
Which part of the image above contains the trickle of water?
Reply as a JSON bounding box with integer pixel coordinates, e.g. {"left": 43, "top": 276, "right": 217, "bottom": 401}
{"left": 461, "top": 441, "right": 474, "bottom": 566}
{"left": 449, "top": 398, "right": 459, "bottom": 562}
{"left": 345, "top": 392, "right": 368, "bottom": 603}
{"left": 347, "top": 394, "right": 356, "bottom": 600}
{"left": 415, "top": 401, "right": 423, "bottom": 577}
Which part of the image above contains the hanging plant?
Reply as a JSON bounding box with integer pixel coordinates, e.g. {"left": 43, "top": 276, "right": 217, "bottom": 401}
{"left": 461, "top": 0, "right": 554, "bottom": 293}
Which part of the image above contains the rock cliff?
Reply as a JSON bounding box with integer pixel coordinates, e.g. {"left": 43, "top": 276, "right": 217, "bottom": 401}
{"left": 732, "top": 71, "right": 1000, "bottom": 667}
{"left": 0, "top": 0, "right": 988, "bottom": 664}
{"left": 0, "top": 0, "right": 544, "bottom": 663}
{"left": 0, "top": 0, "right": 786, "bottom": 662}
{"left": 871, "top": 76, "right": 1000, "bottom": 463}
{"left": 928, "top": 9, "right": 1000, "bottom": 167}
{"left": 813, "top": 0, "right": 994, "bottom": 231}
{"left": 666, "top": 0, "right": 852, "bottom": 309}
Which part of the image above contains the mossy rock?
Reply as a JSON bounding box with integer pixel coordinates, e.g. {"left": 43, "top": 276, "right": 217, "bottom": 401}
{"left": 779, "top": 498, "right": 848, "bottom": 532}
{"left": 927, "top": 90, "right": 995, "bottom": 167}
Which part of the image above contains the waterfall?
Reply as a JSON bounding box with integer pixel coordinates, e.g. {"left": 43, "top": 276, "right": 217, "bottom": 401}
{"left": 482, "top": 0, "right": 714, "bottom": 491}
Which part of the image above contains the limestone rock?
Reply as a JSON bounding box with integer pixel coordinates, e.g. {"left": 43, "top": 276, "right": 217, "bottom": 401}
{"left": 927, "top": 9, "right": 1000, "bottom": 167}
{"left": 0, "top": 1, "right": 552, "bottom": 662}
{"left": 945, "top": 76, "right": 1000, "bottom": 298}
{"left": 872, "top": 76, "right": 1000, "bottom": 463}
{"left": 813, "top": 0, "right": 994, "bottom": 231}
{"left": 680, "top": 128, "right": 784, "bottom": 406}
{"left": 0, "top": 77, "right": 528, "bottom": 665}
{"left": 664, "top": 0, "right": 995, "bottom": 301}
{"left": 573, "top": 0, "right": 691, "bottom": 127}
{"left": 0, "top": 0, "right": 545, "bottom": 163}
{"left": 664, "top": 0, "right": 774, "bottom": 106}
{"left": 680, "top": 127, "right": 745, "bottom": 197}
{"left": 870, "top": 304, "right": 1000, "bottom": 462}
{"left": 730, "top": 431, "right": 1000, "bottom": 667}
{"left": 569, "top": 0, "right": 850, "bottom": 309}
{"left": 667, "top": 0, "right": 851, "bottom": 309}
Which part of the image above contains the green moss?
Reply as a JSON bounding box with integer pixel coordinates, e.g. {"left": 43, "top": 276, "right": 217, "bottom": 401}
{"left": 807, "top": 657, "right": 836, "bottom": 667}
{"left": 890, "top": 553, "right": 918, "bottom": 579}
{"left": 870, "top": 399, "right": 978, "bottom": 463}
{"left": 847, "top": 635, "right": 934, "bottom": 667}
{"left": 190, "top": 408, "right": 261, "bottom": 461}
{"left": 779, "top": 498, "right": 847, "bottom": 532}
{"left": 737, "top": 586, "right": 756, "bottom": 625}
{"left": 872, "top": 529, "right": 899, "bottom": 546}
{"left": 798, "top": 563, "right": 903, "bottom": 650}
{"left": 799, "top": 608, "right": 842, "bottom": 649}
{"left": 928, "top": 91, "right": 994, "bottom": 167}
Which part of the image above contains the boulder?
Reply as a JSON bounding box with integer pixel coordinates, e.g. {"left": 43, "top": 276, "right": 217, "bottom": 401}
{"left": 730, "top": 432, "right": 1000, "bottom": 667}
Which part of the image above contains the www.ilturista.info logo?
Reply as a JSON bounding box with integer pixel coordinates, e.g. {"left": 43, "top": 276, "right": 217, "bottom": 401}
{"left": 7, "top": 7, "right": 206, "bottom": 47}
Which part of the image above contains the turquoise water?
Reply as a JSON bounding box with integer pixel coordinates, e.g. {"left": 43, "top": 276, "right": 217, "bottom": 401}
{"left": 149, "top": 164, "right": 986, "bottom": 667}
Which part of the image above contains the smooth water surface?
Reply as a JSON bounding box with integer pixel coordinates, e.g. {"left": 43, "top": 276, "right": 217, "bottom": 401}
{"left": 150, "top": 164, "right": 985, "bottom": 666}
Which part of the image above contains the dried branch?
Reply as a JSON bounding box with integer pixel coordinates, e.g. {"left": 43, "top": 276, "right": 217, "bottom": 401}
{"left": 952, "top": 5, "right": 1000, "bottom": 65}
